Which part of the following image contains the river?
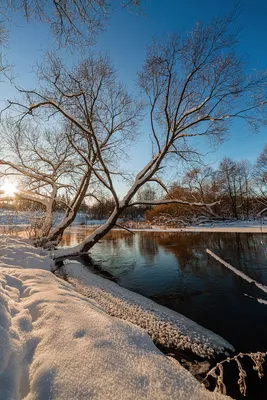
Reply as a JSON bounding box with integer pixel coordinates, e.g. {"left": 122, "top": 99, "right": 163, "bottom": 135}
{"left": 59, "top": 227, "right": 267, "bottom": 399}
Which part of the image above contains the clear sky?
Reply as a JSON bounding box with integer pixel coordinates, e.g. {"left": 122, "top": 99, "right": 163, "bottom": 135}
{"left": 2, "top": 0, "right": 267, "bottom": 192}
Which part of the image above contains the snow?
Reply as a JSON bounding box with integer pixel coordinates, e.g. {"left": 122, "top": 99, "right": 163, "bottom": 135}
{"left": 0, "top": 236, "right": 231, "bottom": 399}
{"left": 1, "top": 209, "right": 266, "bottom": 234}
{"left": 0, "top": 236, "right": 53, "bottom": 270}
{"left": 180, "top": 220, "right": 267, "bottom": 233}
{"left": 120, "top": 219, "right": 267, "bottom": 233}
{"left": 129, "top": 220, "right": 267, "bottom": 233}
{"left": 244, "top": 293, "right": 267, "bottom": 305}
{"left": 0, "top": 210, "right": 101, "bottom": 230}
{"left": 62, "top": 263, "right": 234, "bottom": 358}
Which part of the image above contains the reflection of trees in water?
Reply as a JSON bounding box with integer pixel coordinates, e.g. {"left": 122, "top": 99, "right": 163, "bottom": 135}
{"left": 60, "top": 232, "right": 72, "bottom": 247}
{"left": 138, "top": 234, "right": 158, "bottom": 263}
{"left": 60, "top": 228, "right": 133, "bottom": 248}
{"left": 76, "top": 254, "right": 115, "bottom": 280}
{"left": 98, "top": 231, "right": 135, "bottom": 255}
{"left": 208, "top": 233, "right": 266, "bottom": 282}
{"left": 92, "top": 231, "right": 137, "bottom": 276}
{"left": 60, "top": 228, "right": 267, "bottom": 284}
{"left": 55, "top": 254, "right": 115, "bottom": 281}
{"left": 60, "top": 229, "right": 95, "bottom": 247}
{"left": 143, "top": 232, "right": 267, "bottom": 284}
{"left": 152, "top": 232, "right": 206, "bottom": 270}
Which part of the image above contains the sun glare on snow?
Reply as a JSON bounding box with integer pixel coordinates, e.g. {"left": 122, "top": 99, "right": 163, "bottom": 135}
{"left": 2, "top": 180, "right": 17, "bottom": 196}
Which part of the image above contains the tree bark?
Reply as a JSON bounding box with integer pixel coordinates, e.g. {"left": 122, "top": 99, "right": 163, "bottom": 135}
{"left": 54, "top": 207, "right": 122, "bottom": 258}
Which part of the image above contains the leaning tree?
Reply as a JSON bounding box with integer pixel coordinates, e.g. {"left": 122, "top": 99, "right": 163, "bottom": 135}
{"left": 1, "top": 53, "right": 141, "bottom": 245}
{"left": 3, "top": 12, "right": 267, "bottom": 257}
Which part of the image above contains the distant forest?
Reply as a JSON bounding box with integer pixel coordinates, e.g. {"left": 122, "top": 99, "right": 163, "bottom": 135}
{"left": 1, "top": 146, "right": 267, "bottom": 225}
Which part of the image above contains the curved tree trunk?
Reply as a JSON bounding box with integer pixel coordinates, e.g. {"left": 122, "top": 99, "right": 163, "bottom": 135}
{"left": 54, "top": 207, "right": 122, "bottom": 258}
{"left": 40, "top": 213, "right": 53, "bottom": 238}
{"left": 52, "top": 186, "right": 220, "bottom": 260}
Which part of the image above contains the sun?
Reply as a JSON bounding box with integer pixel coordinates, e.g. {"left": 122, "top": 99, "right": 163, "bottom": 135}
{"left": 2, "top": 180, "right": 17, "bottom": 197}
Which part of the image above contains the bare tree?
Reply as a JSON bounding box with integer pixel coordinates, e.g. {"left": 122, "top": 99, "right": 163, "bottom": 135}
{"left": 0, "top": 22, "right": 6, "bottom": 70}
{"left": 217, "top": 158, "right": 252, "bottom": 219}
{"left": 0, "top": 20, "right": 10, "bottom": 80}
{"left": 2, "top": 53, "right": 141, "bottom": 245}
{"left": 1, "top": 0, "right": 140, "bottom": 47}
{"left": 0, "top": 120, "right": 85, "bottom": 237}
{"left": 4, "top": 12, "right": 267, "bottom": 256}
{"left": 182, "top": 166, "right": 221, "bottom": 218}
{"left": 253, "top": 145, "right": 267, "bottom": 215}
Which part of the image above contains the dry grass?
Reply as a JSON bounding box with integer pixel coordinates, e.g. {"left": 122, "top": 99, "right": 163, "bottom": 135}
{"left": 202, "top": 351, "right": 267, "bottom": 396}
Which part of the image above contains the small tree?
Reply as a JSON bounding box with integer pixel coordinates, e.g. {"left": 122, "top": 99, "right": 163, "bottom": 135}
{"left": 0, "top": 120, "right": 83, "bottom": 237}
{"left": 145, "top": 184, "right": 197, "bottom": 226}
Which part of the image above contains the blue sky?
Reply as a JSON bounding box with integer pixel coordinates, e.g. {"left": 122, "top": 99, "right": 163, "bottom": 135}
{"left": 2, "top": 0, "right": 267, "bottom": 191}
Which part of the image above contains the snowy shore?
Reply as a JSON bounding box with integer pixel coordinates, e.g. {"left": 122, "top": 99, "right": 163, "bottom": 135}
{"left": 63, "top": 219, "right": 267, "bottom": 235}
{"left": 61, "top": 263, "right": 234, "bottom": 358}
{"left": 0, "top": 236, "right": 232, "bottom": 399}
{"left": 1, "top": 210, "right": 267, "bottom": 234}
{"left": 129, "top": 219, "right": 267, "bottom": 233}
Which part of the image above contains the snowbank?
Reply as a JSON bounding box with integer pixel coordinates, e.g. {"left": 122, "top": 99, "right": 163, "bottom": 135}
{"left": 63, "top": 220, "right": 267, "bottom": 237}
{"left": 0, "top": 210, "right": 105, "bottom": 228}
{"left": 179, "top": 220, "right": 267, "bottom": 233}
{"left": 62, "top": 263, "right": 234, "bottom": 358}
{"left": 0, "top": 236, "right": 230, "bottom": 399}
{"left": 131, "top": 219, "right": 267, "bottom": 233}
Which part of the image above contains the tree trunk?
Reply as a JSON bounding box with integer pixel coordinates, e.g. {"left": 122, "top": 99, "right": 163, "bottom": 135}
{"left": 54, "top": 207, "right": 121, "bottom": 258}
{"left": 41, "top": 208, "right": 79, "bottom": 247}
{"left": 40, "top": 213, "right": 53, "bottom": 238}
{"left": 35, "top": 174, "right": 92, "bottom": 248}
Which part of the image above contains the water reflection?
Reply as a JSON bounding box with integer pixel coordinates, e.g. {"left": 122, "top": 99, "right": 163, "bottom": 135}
{"left": 138, "top": 234, "right": 159, "bottom": 263}
{"left": 60, "top": 228, "right": 267, "bottom": 351}
{"left": 60, "top": 228, "right": 267, "bottom": 399}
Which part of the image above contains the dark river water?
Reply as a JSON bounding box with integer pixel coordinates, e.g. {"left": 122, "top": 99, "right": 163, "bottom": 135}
{"left": 60, "top": 228, "right": 267, "bottom": 399}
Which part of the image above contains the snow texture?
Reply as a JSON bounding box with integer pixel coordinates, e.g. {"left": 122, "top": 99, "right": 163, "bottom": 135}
{"left": 0, "top": 236, "right": 53, "bottom": 270}
{"left": 0, "top": 236, "right": 230, "bottom": 399}
{"left": 61, "top": 262, "right": 234, "bottom": 358}
{"left": 0, "top": 211, "right": 98, "bottom": 230}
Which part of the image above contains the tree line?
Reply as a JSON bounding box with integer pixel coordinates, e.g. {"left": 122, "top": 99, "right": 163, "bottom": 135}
{"left": 1, "top": 145, "right": 267, "bottom": 225}
{"left": 146, "top": 146, "right": 267, "bottom": 225}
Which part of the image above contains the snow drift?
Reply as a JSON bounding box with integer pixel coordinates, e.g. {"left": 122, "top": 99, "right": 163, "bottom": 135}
{"left": 61, "top": 262, "right": 234, "bottom": 358}
{"left": 0, "top": 236, "right": 230, "bottom": 399}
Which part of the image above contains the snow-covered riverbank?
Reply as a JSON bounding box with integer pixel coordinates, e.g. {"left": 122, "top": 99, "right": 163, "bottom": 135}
{"left": 179, "top": 220, "right": 267, "bottom": 233}
{"left": 61, "top": 263, "right": 234, "bottom": 358}
{"left": 0, "top": 210, "right": 266, "bottom": 235}
{"left": 0, "top": 236, "right": 233, "bottom": 399}
{"left": 63, "top": 219, "right": 267, "bottom": 236}
{"left": 130, "top": 220, "right": 267, "bottom": 233}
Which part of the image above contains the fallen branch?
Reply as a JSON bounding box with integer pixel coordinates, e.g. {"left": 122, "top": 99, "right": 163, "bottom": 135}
{"left": 206, "top": 249, "right": 267, "bottom": 295}
{"left": 115, "top": 223, "right": 135, "bottom": 235}
{"left": 243, "top": 293, "right": 267, "bottom": 305}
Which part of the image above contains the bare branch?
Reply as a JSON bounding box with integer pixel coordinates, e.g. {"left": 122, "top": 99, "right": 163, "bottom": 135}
{"left": 130, "top": 199, "right": 220, "bottom": 207}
